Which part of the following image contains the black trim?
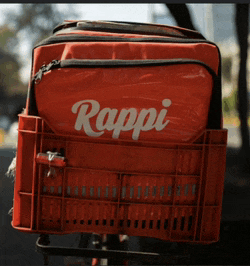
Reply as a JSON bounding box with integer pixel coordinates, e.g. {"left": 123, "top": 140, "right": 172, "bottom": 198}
{"left": 55, "top": 26, "right": 189, "bottom": 39}
{"left": 52, "top": 20, "right": 205, "bottom": 40}
{"left": 32, "top": 59, "right": 217, "bottom": 84}
{"left": 27, "top": 80, "right": 39, "bottom": 116}
{"left": 58, "top": 59, "right": 217, "bottom": 75}
{"left": 207, "top": 60, "right": 222, "bottom": 130}
{"left": 107, "top": 20, "right": 205, "bottom": 39}
{"left": 34, "top": 34, "right": 215, "bottom": 49}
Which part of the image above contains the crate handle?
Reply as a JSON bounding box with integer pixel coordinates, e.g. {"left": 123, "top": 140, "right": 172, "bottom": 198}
{"left": 36, "top": 151, "right": 66, "bottom": 166}
{"left": 36, "top": 151, "right": 66, "bottom": 178}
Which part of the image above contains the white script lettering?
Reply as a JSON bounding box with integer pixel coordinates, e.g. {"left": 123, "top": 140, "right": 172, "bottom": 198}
{"left": 72, "top": 99, "right": 172, "bottom": 140}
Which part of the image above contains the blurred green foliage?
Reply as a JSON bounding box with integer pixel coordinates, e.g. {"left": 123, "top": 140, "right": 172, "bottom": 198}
{"left": 0, "top": 26, "right": 18, "bottom": 53}
{"left": 5, "top": 4, "right": 79, "bottom": 51}
{"left": 0, "top": 4, "right": 80, "bottom": 100}
{"left": 221, "top": 55, "right": 238, "bottom": 116}
{"left": 222, "top": 89, "right": 237, "bottom": 115}
{"left": 0, "top": 26, "right": 26, "bottom": 98}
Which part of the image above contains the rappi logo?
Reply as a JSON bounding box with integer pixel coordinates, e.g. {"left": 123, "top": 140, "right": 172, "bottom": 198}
{"left": 72, "top": 99, "right": 172, "bottom": 140}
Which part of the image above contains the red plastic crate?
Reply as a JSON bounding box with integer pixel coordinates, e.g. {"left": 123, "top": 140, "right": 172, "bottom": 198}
{"left": 12, "top": 114, "right": 227, "bottom": 244}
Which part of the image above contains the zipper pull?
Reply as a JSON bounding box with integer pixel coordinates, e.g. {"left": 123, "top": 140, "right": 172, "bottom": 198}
{"left": 46, "top": 60, "right": 60, "bottom": 71}
{"left": 34, "top": 60, "right": 60, "bottom": 84}
{"left": 34, "top": 65, "right": 46, "bottom": 83}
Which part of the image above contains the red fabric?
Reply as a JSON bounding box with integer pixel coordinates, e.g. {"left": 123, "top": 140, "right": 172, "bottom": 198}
{"left": 35, "top": 64, "right": 213, "bottom": 143}
{"left": 33, "top": 42, "right": 219, "bottom": 75}
{"left": 32, "top": 34, "right": 219, "bottom": 143}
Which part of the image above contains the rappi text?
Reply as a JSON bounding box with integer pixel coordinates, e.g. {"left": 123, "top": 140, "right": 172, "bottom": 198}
{"left": 72, "top": 99, "right": 172, "bottom": 140}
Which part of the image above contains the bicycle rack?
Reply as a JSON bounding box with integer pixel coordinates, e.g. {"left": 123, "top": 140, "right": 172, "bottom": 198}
{"left": 36, "top": 234, "right": 189, "bottom": 265}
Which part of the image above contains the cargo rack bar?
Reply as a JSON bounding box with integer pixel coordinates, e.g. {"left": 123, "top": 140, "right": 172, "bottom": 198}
{"left": 36, "top": 234, "right": 188, "bottom": 265}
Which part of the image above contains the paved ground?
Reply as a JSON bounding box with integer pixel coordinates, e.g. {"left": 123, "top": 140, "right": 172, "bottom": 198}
{"left": 1, "top": 125, "right": 250, "bottom": 265}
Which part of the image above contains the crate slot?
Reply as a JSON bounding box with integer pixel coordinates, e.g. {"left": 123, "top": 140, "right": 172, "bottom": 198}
{"left": 152, "top": 186, "right": 157, "bottom": 197}
{"left": 180, "top": 217, "right": 185, "bottom": 231}
{"left": 105, "top": 186, "right": 109, "bottom": 198}
{"left": 160, "top": 186, "right": 164, "bottom": 196}
{"left": 176, "top": 186, "right": 181, "bottom": 196}
{"left": 127, "top": 220, "right": 131, "bottom": 228}
{"left": 98, "top": 187, "right": 101, "bottom": 198}
{"left": 173, "top": 218, "right": 177, "bottom": 230}
{"left": 192, "top": 184, "right": 196, "bottom": 195}
{"left": 119, "top": 220, "right": 124, "bottom": 227}
{"left": 112, "top": 187, "right": 117, "bottom": 198}
{"left": 134, "top": 220, "right": 139, "bottom": 228}
{"left": 137, "top": 186, "right": 142, "bottom": 198}
{"left": 82, "top": 186, "right": 86, "bottom": 197}
{"left": 90, "top": 187, "right": 94, "bottom": 197}
{"left": 122, "top": 186, "right": 126, "bottom": 198}
{"left": 164, "top": 219, "right": 169, "bottom": 229}
{"left": 130, "top": 187, "right": 134, "bottom": 198}
{"left": 168, "top": 186, "right": 172, "bottom": 196}
{"left": 157, "top": 220, "right": 161, "bottom": 229}
{"left": 149, "top": 220, "right": 154, "bottom": 229}
{"left": 142, "top": 220, "right": 146, "bottom": 229}
{"left": 188, "top": 216, "right": 193, "bottom": 231}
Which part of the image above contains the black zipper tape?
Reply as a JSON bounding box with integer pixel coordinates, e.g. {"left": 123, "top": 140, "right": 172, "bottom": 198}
{"left": 28, "top": 58, "right": 221, "bottom": 130}
{"left": 33, "top": 59, "right": 217, "bottom": 85}
{"left": 60, "top": 58, "right": 215, "bottom": 70}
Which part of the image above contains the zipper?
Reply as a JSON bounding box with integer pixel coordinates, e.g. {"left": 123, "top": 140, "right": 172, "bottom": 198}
{"left": 29, "top": 58, "right": 221, "bottom": 129}
{"left": 33, "top": 58, "right": 217, "bottom": 84}
{"left": 34, "top": 60, "right": 61, "bottom": 83}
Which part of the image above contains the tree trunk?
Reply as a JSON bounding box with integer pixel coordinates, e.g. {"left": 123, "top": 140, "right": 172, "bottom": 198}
{"left": 235, "top": 4, "right": 250, "bottom": 171}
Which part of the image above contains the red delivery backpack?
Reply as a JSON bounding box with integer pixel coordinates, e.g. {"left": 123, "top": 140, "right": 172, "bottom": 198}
{"left": 12, "top": 21, "right": 227, "bottom": 245}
